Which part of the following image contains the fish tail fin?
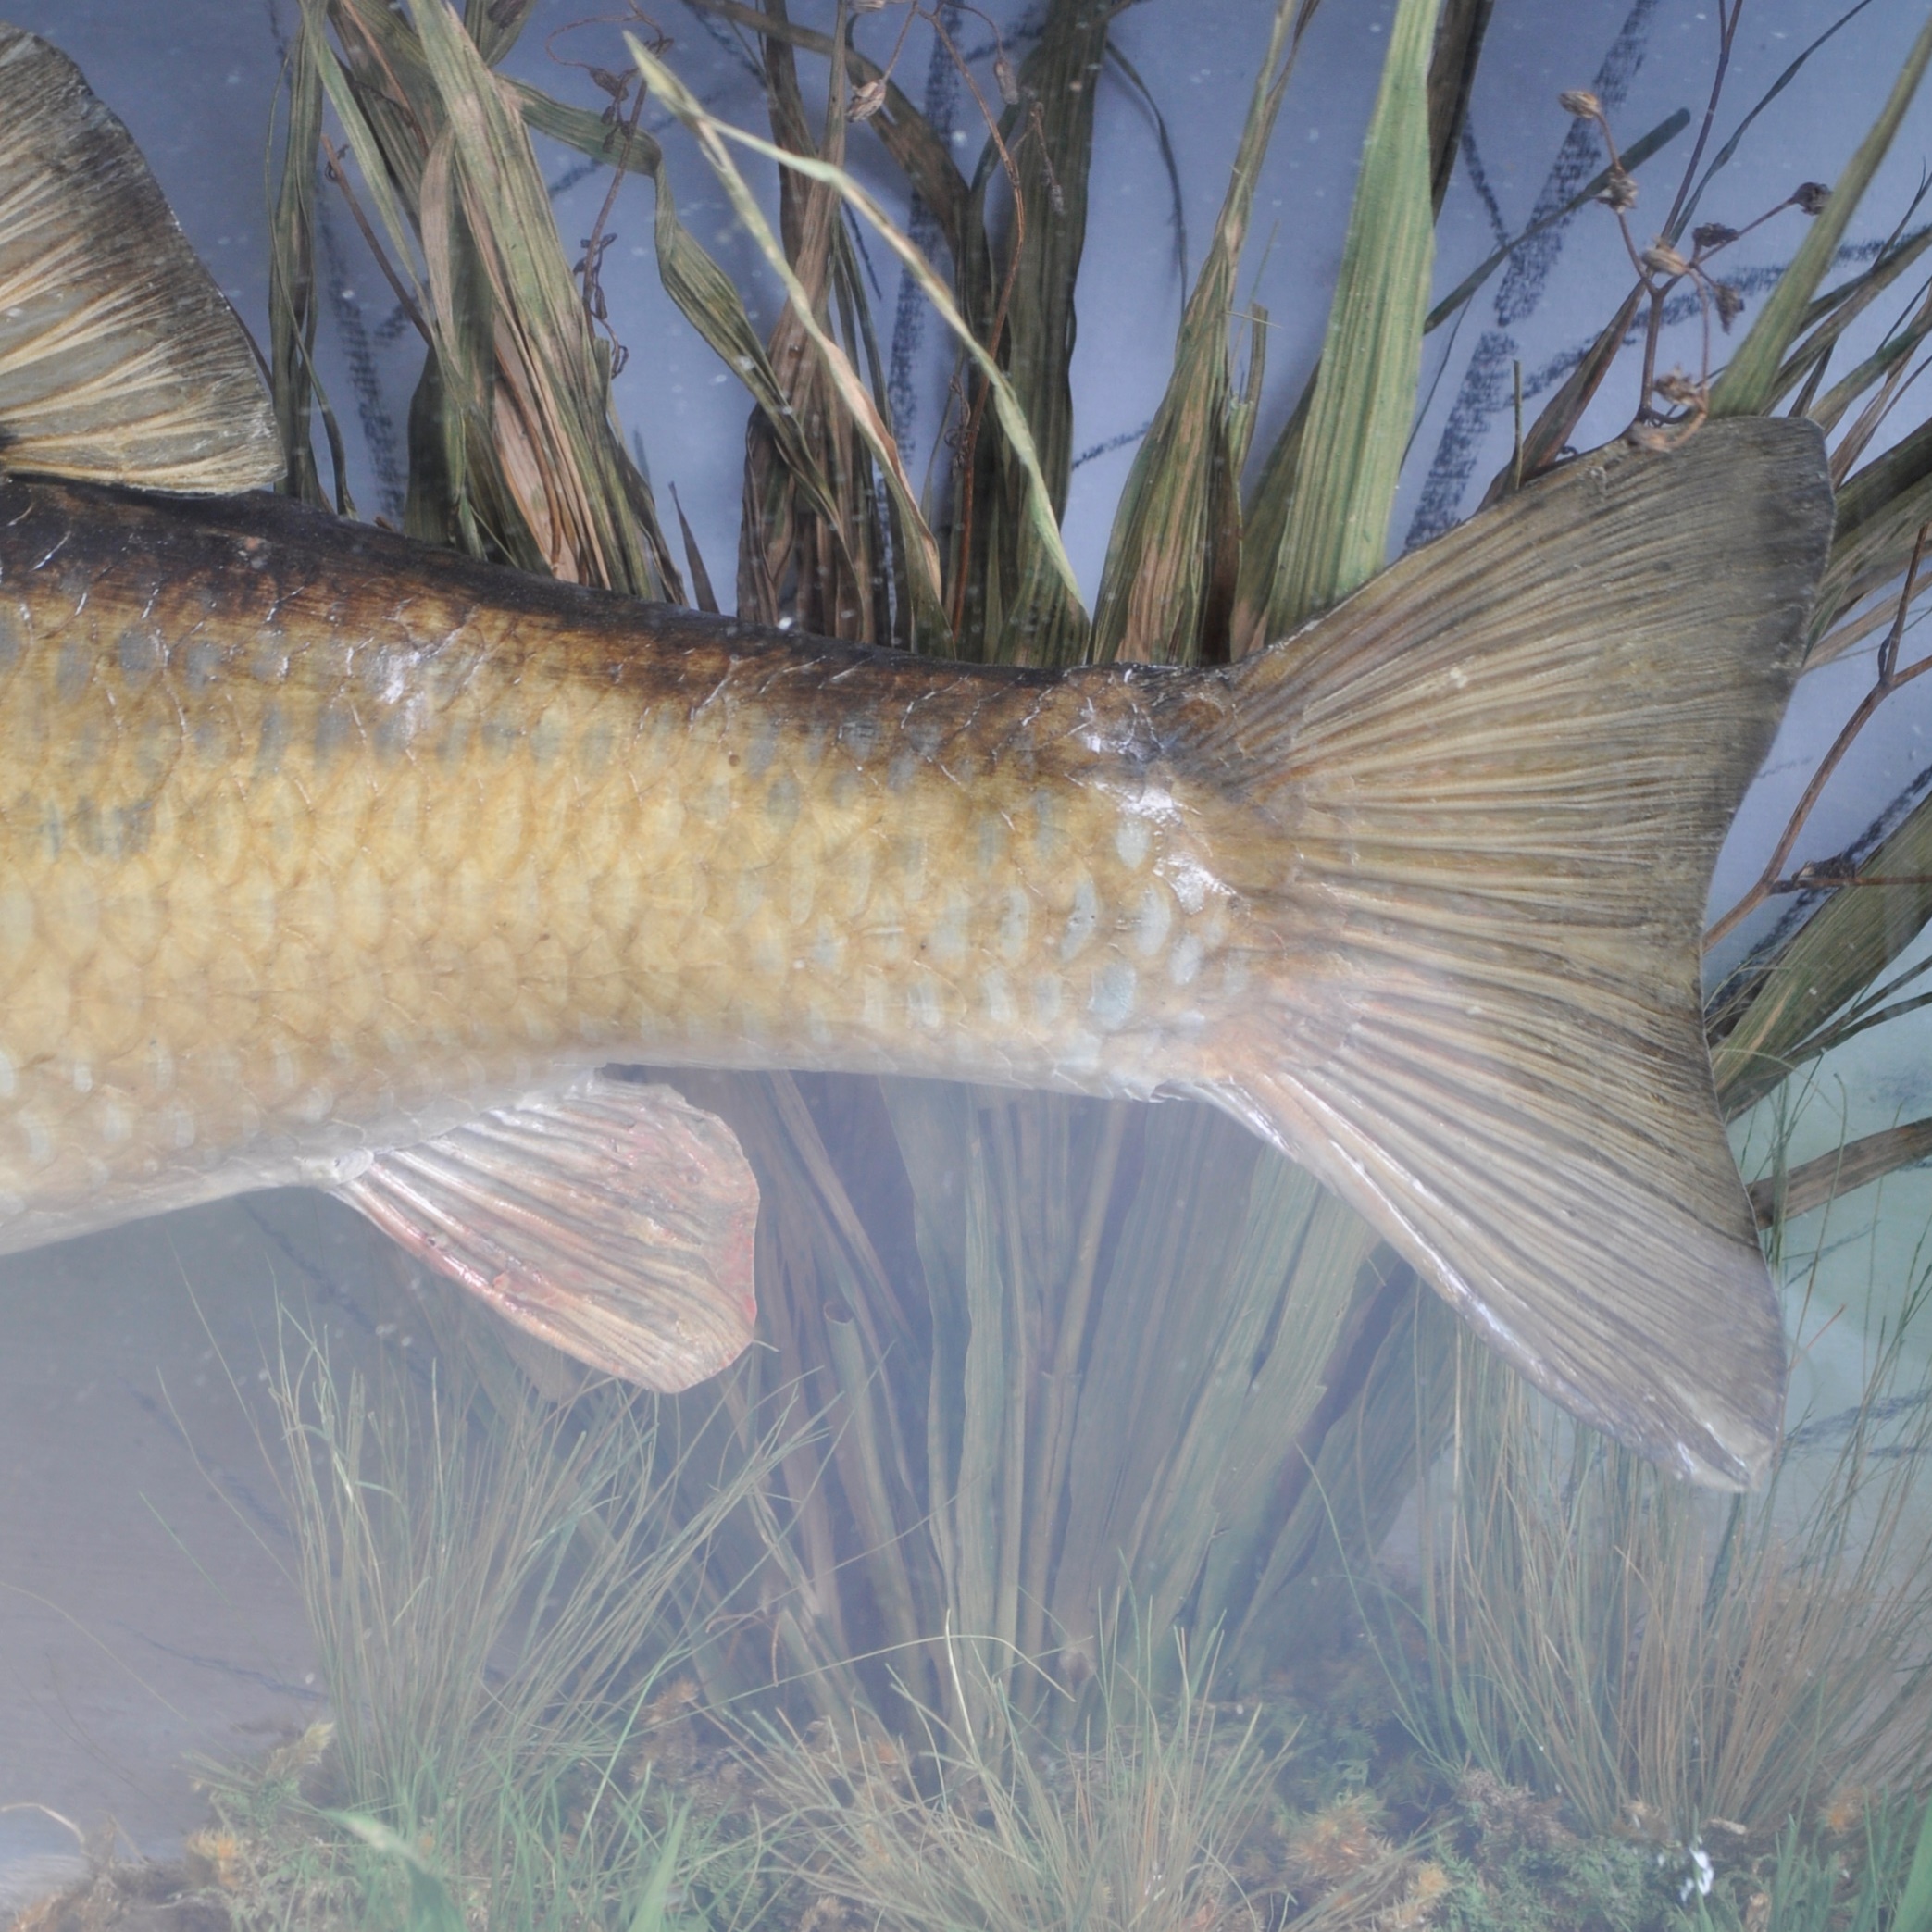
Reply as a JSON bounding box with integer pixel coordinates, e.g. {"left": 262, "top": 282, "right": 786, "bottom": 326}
{"left": 0, "top": 25, "right": 280, "bottom": 492}
{"left": 1194, "top": 418, "right": 1832, "bottom": 1488}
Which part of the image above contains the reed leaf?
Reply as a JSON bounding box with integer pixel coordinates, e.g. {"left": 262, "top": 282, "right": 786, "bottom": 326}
{"left": 1230, "top": 1276, "right": 1459, "bottom": 1687}
{"left": 1426, "top": 0, "right": 1495, "bottom": 213}
{"left": 1047, "top": 1107, "right": 1265, "bottom": 1643}
{"left": 1765, "top": 220, "right": 1932, "bottom": 415}
{"left": 1089, "top": 0, "right": 1310, "bottom": 666}
{"left": 508, "top": 79, "right": 664, "bottom": 180}
{"left": 1712, "top": 9, "right": 1932, "bottom": 417}
{"left": 1266, "top": 0, "right": 1443, "bottom": 631}
{"left": 1130, "top": 1158, "right": 1378, "bottom": 1644}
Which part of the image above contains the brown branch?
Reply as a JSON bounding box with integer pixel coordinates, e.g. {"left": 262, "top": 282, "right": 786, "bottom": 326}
{"left": 1750, "top": 1116, "right": 1932, "bottom": 1226}
{"left": 1705, "top": 521, "right": 1932, "bottom": 949}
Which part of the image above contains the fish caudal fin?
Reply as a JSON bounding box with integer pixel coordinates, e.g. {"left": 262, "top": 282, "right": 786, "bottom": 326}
{"left": 335, "top": 1078, "right": 759, "bottom": 1393}
{"left": 0, "top": 26, "right": 281, "bottom": 492}
{"left": 1201, "top": 418, "right": 1832, "bottom": 1487}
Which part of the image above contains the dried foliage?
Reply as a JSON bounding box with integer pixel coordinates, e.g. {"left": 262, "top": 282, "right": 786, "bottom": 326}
{"left": 752, "top": 1628, "right": 1293, "bottom": 1932}
{"left": 1382, "top": 1303, "right": 1932, "bottom": 1843}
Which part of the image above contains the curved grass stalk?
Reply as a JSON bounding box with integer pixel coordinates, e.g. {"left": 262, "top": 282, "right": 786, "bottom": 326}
{"left": 629, "top": 34, "right": 1087, "bottom": 636}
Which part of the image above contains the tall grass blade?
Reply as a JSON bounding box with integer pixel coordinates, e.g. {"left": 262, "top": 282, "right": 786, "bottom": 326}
{"left": 623, "top": 1802, "right": 687, "bottom": 1932}
{"left": 1089, "top": 0, "right": 1309, "bottom": 665}
{"left": 1267, "top": 0, "right": 1443, "bottom": 629}
{"left": 1712, "top": 10, "right": 1932, "bottom": 417}
{"left": 1897, "top": 1793, "right": 1932, "bottom": 1932}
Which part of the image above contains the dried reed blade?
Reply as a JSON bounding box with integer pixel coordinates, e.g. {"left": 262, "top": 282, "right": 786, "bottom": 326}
{"left": 1229, "top": 385, "right": 1310, "bottom": 657}
{"left": 1425, "top": 0, "right": 1495, "bottom": 212}
{"left": 408, "top": 0, "right": 678, "bottom": 594}
{"left": 1482, "top": 284, "right": 1641, "bottom": 510}
{"left": 1750, "top": 1117, "right": 1932, "bottom": 1225}
{"left": 632, "top": 37, "right": 948, "bottom": 643}
{"left": 683, "top": 0, "right": 972, "bottom": 264}
{"left": 271, "top": 6, "right": 330, "bottom": 505}
{"left": 508, "top": 78, "right": 662, "bottom": 179}
{"left": 1766, "top": 221, "right": 1932, "bottom": 414}
{"left": 948, "top": 0, "right": 1109, "bottom": 667}
{"left": 632, "top": 35, "right": 1086, "bottom": 639}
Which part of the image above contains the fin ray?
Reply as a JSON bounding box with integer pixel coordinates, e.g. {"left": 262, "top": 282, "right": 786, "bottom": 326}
{"left": 335, "top": 1077, "right": 758, "bottom": 1393}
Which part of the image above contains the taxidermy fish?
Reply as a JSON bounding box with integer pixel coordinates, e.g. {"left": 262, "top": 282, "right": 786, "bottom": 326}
{"left": 0, "top": 23, "right": 1832, "bottom": 1486}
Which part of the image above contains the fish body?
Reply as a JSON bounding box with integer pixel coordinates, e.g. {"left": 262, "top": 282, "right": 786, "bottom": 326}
{"left": 0, "top": 22, "right": 1836, "bottom": 1485}
{"left": 0, "top": 474, "right": 1252, "bottom": 1235}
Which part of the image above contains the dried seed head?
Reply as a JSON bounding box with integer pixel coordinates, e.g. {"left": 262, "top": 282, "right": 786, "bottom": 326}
{"left": 1691, "top": 220, "right": 1739, "bottom": 252}
{"left": 847, "top": 77, "right": 889, "bottom": 121}
{"left": 1792, "top": 181, "right": 1831, "bottom": 215}
{"left": 1714, "top": 280, "right": 1744, "bottom": 330}
{"left": 992, "top": 49, "right": 1021, "bottom": 106}
{"left": 1598, "top": 168, "right": 1638, "bottom": 212}
{"left": 1641, "top": 240, "right": 1690, "bottom": 279}
{"left": 1627, "top": 418, "right": 1683, "bottom": 455}
{"left": 1558, "top": 88, "right": 1602, "bottom": 118}
{"left": 1653, "top": 368, "right": 1704, "bottom": 406}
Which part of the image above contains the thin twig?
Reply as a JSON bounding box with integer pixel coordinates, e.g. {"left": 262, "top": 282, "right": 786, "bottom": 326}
{"left": 321, "top": 141, "right": 432, "bottom": 345}
{"left": 1705, "top": 521, "right": 1932, "bottom": 947}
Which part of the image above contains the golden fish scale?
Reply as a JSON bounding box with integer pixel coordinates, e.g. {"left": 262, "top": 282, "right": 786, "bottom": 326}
{"left": 0, "top": 480, "right": 1256, "bottom": 1227}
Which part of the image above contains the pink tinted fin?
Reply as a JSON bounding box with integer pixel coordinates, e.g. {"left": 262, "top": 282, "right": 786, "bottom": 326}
{"left": 334, "top": 1077, "right": 757, "bottom": 1392}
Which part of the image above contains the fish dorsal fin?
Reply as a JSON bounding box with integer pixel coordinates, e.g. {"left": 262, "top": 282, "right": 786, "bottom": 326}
{"left": 1198, "top": 418, "right": 1833, "bottom": 1489}
{"left": 334, "top": 1077, "right": 759, "bottom": 1393}
{"left": 0, "top": 26, "right": 281, "bottom": 492}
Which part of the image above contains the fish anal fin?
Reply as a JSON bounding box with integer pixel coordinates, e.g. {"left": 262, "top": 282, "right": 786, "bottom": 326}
{"left": 335, "top": 1077, "right": 758, "bottom": 1394}
{"left": 1195, "top": 418, "right": 1834, "bottom": 1488}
